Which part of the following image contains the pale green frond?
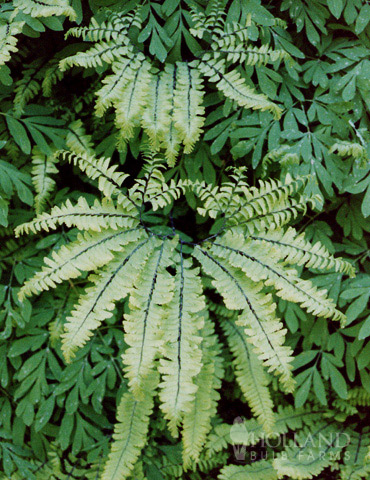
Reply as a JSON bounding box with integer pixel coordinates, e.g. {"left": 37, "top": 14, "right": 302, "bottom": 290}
{"left": 159, "top": 255, "right": 205, "bottom": 436}
{"left": 198, "top": 57, "right": 282, "bottom": 118}
{"left": 273, "top": 422, "right": 347, "bottom": 480}
{"left": 128, "top": 164, "right": 167, "bottom": 206}
{"left": 141, "top": 67, "right": 173, "bottom": 152}
{"left": 0, "top": 20, "right": 24, "bottom": 66}
{"left": 214, "top": 18, "right": 251, "bottom": 45}
{"left": 223, "top": 175, "right": 307, "bottom": 227}
{"left": 61, "top": 236, "right": 154, "bottom": 362}
{"left": 122, "top": 237, "right": 178, "bottom": 398}
{"left": 173, "top": 62, "right": 205, "bottom": 154}
{"left": 155, "top": 64, "right": 182, "bottom": 165}
{"left": 14, "top": 196, "right": 139, "bottom": 236}
{"left": 55, "top": 150, "right": 129, "bottom": 198}
{"left": 207, "top": 405, "right": 332, "bottom": 456}
{"left": 212, "top": 43, "right": 290, "bottom": 67}
{"left": 144, "top": 178, "right": 190, "bottom": 211}
{"left": 250, "top": 226, "right": 355, "bottom": 277}
{"left": 221, "top": 317, "right": 275, "bottom": 433}
{"left": 261, "top": 146, "right": 300, "bottom": 177}
{"left": 189, "top": 1, "right": 225, "bottom": 39}
{"left": 195, "top": 172, "right": 308, "bottom": 231}
{"left": 13, "top": 0, "right": 76, "bottom": 21}
{"left": 95, "top": 54, "right": 145, "bottom": 117}
{"left": 340, "top": 430, "right": 370, "bottom": 480}
{"left": 330, "top": 141, "right": 368, "bottom": 167}
{"left": 182, "top": 316, "right": 223, "bottom": 468}
{"left": 219, "top": 461, "right": 278, "bottom": 480}
{"left": 31, "top": 147, "right": 58, "bottom": 214}
{"left": 18, "top": 227, "right": 145, "bottom": 301}
{"left": 341, "top": 463, "right": 370, "bottom": 480}
{"left": 65, "top": 120, "right": 94, "bottom": 155}
{"left": 128, "top": 160, "right": 189, "bottom": 210}
{"left": 211, "top": 232, "right": 347, "bottom": 323}
{"left": 193, "top": 167, "right": 250, "bottom": 219}
{"left": 66, "top": 10, "right": 141, "bottom": 43}
{"left": 101, "top": 372, "right": 158, "bottom": 480}
{"left": 59, "top": 41, "right": 130, "bottom": 71}
{"left": 193, "top": 246, "right": 295, "bottom": 392}
{"left": 115, "top": 61, "right": 153, "bottom": 143}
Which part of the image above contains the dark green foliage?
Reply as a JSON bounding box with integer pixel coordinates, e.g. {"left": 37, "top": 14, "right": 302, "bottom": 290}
{"left": 0, "top": 0, "right": 369, "bottom": 479}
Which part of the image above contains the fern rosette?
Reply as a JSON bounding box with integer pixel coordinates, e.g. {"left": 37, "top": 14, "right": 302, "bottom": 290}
{"left": 2, "top": 1, "right": 368, "bottom": 478}
{"left": 15, "top": 139, "right": 354, "bottom": 479}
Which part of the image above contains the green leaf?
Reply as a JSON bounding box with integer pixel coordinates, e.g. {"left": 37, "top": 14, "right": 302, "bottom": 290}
{"left": 34, "top": 395, "right": 55, "bottom": 432}
{"left": 361, "top": 184, "right": 370, "bottom": 217}
{"left": 327, "top": 0, "right": 343, "bottom": 19}
{"left": 359, "top": 315, "right": 370, "bottom": 340}
{"left": 295, "top": 376, "right": 312, "bottom": 408}
{"left": 355, "top": 4, "right": 370, "bottom": 34}
{"left": 5, "top": 117, "right": 31, "bottom": 154}
{"left": 328, "top": 363, "right": 347, "bottom": 399}
{"left": 313, "top": 369, "right": 327, "bottom": 405}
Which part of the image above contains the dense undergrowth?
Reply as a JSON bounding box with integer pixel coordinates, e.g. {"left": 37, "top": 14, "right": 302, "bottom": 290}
{"left": 0, "top": 0, "right": 370, "bottom": 479}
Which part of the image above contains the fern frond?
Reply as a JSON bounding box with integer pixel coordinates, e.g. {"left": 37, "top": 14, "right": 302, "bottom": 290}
{"left": 211, "top": 232, "right": 347, "bottom": 323}
{"left": 208, "top": 405, "right": 332, "bottom": 456}
{"left": 115, "top": 61, "right": 153, "bottom": 143}
{"left": 213, "top": 44, "right": 290, "bottom": 67}
{"left": 250, "top": 227, "right": 355, "bottom": 277}
{"left": 42, "top": 59, "right": 65, "bottom": 97}
{"left": 197, "top": 57, "right": 282, "bottom": 118}
{"left": 18, "top": 228, "right": 145, "bottom": 301}
{"left": 189, "top": 1, "right": 225, "bottom": 39}
{"left": 31, "top": 147, "right": 58, "bottom": 214}
{"left": 173, "top": 62, "right": 205, "bottom": 154}
{"left": 61, "top": 235, "right": 154, "bottom": 362}
{"left": 14, "top": 196, "right": 139, "bottom": 236}
{"left": 129, "top": 161, "right": 189, "bottom": 210}
{"left": 215, "top": 19, "right": 251, "bottom": 45}
{"left": 196, "top": 172, "right": 307, "bottom": 229}
{"left": 193, "top": 246, "right": 295, "bottom": 392}
{"left": 141, "top": 67, "right": 173, "bottom": 151}
{"left": 56, "top": 150, "right": 129, "bottom": 198}
{"left": 223, "top": 175, "right": 308, "bottom": 227}
{"left": 102, "top": 372, "right": 157, "bottom": 480}
{"left": 13, "top": 0, "right": 76, "bottom": 21}
{"left": 182, "top": 316, "right": 223, "bottom": 468}
{"left": 348, "top": 387, "right": 370, "bottom": 407}
{"left": 274, "top": 422, "right": 348, "bottom": 479}
{"left": 221, "top": 317, "right": 275, "bottom": 433}
{"left": 262, "top": 146, "right": 300, "bottom": 176}
{"left": 0, "top": 20, "right": 24, "bottom": 66}
{"left": 143, "top": 178, "right": 190, "bottom": 211}
{"left": 330, "top": 141, "right": 368, "bottom": 167}
{"left": 154, "top": 64, "right": 181, "bottom": 165}
{"left": 95, "top": 54, "right": 145, "bottom": 117}
{"left": 59, "top": 41, "right": 130, "bottom": 71}
{"left": 122, "top": 238, "right": 177, "bottom": 398}
{"left": 13, "top": 66, "right": 41, "bottom": 116}
{"left": 340, "top": 429, "right": 370, "bottom": 480}
{"left": 65, "top": 120, "right": 94, "bottom": 155}
{"left": 219, "top": 461, "right": 278, "bottom": 480}
{"left": 66, "top": 10, "right": 141, "bottom": 43}
{"left": 159, "top": 255, "right": 205, "bottom": 436}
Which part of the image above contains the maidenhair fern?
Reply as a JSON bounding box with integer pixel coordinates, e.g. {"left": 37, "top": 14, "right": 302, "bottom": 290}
{"left": 2, "top": 0, "right": 369, "bottom": 479}
{"left": 15, "top": 144, "right": 353, "bottom": 479}
{"left": 57, "top": 6, "right": 287, "bottom": 163}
